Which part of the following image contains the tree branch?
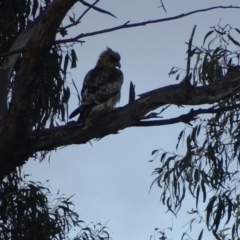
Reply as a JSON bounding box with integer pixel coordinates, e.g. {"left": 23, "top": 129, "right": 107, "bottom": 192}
{"left": 132, "top": 104, "right": 240, "bottom": 127}
{"left": 28, "top": 73, "right": 240, "bottom": 153}
{"left": 56, "top": 5, "right": 240, "bottom": 44}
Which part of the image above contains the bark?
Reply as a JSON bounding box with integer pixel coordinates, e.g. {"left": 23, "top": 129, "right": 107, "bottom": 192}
{"left": 29, "top": 74, "right": 240, "bottom": 152}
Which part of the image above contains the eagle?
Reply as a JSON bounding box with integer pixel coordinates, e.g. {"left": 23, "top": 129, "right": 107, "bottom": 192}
{"left": 69, "top": 48, "right": 123, "bottom": 121}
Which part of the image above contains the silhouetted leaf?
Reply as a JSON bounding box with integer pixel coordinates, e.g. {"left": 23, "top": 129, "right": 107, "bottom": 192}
{"left": 32, "top": 0, "right": 39, "bottom": 18}
{"left": 201, "top": 180, "right": 206, "bottom": 203}
{"left": 69, "top": 15, "right": 75, "bottom": 23}
{"left": 203, "top": 30, "right": 214, "bottom": 46}
{"left": 232, "top": 223, "right": 235, "bottom": 240}
{"left": 234, "top": 28, "right": 240, "bottom": 34}
{"left": 196, "top": 186, "right": 200, "bottom": 208}
{"left": 152, "top": 149, "right": 158, "bottom": 155}
{"left": 71, "top": 49, "right": 78, "bottom": 68}
{"left": 213, "top": 197, "right": 224, "bottom": 231}
{"left": 212, "top": 229, "right": 221, "bottom": 240}
{"left": 197, "top": 229, "right": 204, "bottom": 240}
{"left": 227, "top": 34, "right": 240, "bottom": 47}
{"left": 176, "top": 73, "right": 180, "bottom": 80}
{"left": 168, "top": 67, "right": 179, "bottom": 76}
{"left": 206, "top": 196, "right": 217, "bottom": 229}
{"left": 160, "top": 152, "right": 167, "bottom": 162}
{"left": 224, "top": 194, "right": 232, "bottom": 225}
{"left": 176, "top": 129, "right": 185, "bottom": 149}
{"left": 63, "top": 53, "right": 69, "bottom": 77}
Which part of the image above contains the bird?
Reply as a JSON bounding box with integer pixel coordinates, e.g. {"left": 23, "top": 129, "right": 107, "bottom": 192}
{"left": 69, "top": 47, "right": 124, "bottom": 122}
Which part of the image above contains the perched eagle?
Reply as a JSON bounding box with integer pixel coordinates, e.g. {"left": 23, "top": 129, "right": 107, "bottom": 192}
{"left": 69, "top": 48, "right": 123, "bottom": 121}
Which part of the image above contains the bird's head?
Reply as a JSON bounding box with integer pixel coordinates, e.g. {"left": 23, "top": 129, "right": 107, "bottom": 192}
{"left": 96, "top": 47, "right": 121, "bottom": 68}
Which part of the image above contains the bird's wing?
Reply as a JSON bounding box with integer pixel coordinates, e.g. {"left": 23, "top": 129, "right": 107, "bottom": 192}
{"left": 81, "top": 67, "right": 123, "bottom": 108}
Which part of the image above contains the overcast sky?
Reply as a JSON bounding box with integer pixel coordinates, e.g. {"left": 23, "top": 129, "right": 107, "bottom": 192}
{"left": 24, "top": 1, "right": 240, "bottom": 239}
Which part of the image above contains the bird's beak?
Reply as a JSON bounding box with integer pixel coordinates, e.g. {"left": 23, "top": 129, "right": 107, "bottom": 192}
{"left": 117, "top": 62, "right": 121, "bottom": 68}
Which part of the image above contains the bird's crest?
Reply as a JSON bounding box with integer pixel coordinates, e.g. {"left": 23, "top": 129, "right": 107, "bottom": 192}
{"left": 96, "top": 47, "right": 121, "bottom": 68}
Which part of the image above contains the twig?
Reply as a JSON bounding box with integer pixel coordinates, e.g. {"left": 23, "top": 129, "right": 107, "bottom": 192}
{"left": 79, "top": 0, "right": 116, "bottom": 18}
{"left": 55, "top": 5, "right": 240, "bottom": 44}
{"left": 61, "top": 0, "right": 99, "bottom": 31}
{"left": 132, "top": 104, "right": 240, "bottom": 127}
{"left": 78, "top": 0, "right": 100, "bottom": 21}
{"left": 159, "top": 0, "right": 167, "bottom": 13}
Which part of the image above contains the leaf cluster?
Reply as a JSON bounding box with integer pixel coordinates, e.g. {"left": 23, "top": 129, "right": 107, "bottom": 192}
{"left": 0, "top": 168, "right": 110, "bottom": 240}
{"left": 152, "top": 23, "right": 240, "bottom": 240}
{"left": 169, "top": 23, "right": 240, "bottom": 85}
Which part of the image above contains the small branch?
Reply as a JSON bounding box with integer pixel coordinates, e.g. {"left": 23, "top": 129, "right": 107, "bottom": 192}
{"left": 132, "top": 104, "right": 240, "bottom": 127}
{"left": 79, "top": 0, "right": 116, "bottom": 18}
{"left": 55, "top": 5, "right": 240, "bottom": 44}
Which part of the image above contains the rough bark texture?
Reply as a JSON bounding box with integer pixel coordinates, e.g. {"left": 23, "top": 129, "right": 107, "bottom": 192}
{"left": 0, "top": 0, "right": 78, "bottom": 181}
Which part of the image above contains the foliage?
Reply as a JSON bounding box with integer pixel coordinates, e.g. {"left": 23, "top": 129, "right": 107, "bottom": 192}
{"left": 153, "top": 23, "right": 240, "bottom": 240}
{"left": 0, "top": 0, "right": 74, "bottom": 130}
{"left": 1, "top": 0, "right": 240, "bottom": 239}
{"left": 0, "top": 168, "right": 110, "bottom": 240}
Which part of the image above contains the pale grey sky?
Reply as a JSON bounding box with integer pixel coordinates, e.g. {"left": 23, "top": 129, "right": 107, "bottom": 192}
{"left": 24, "top": 1, "right": 240, "bottom": 239}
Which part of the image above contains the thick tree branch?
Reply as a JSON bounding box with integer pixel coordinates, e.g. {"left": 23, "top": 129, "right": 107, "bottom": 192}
{"left": 28, "top": 73, "right": 240, "bottom": 153}
{"left": 56, "top": 5, "right": 240, "bottom": 44}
